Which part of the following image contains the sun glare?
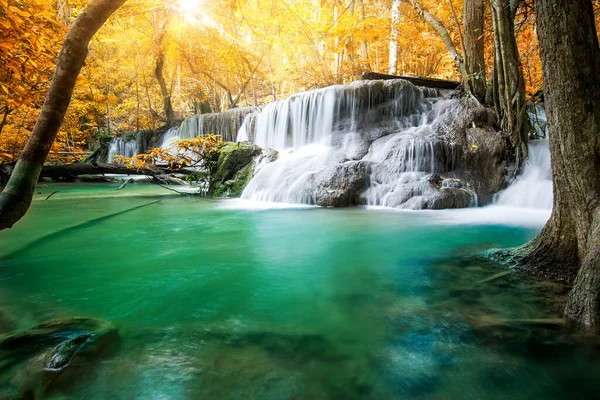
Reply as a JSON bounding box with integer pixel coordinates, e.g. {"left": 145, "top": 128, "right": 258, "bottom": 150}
{"left": 178, "top": 0, "right": 201, "bottom": 14}
{"left": 177, "top": 0, "right": 208, "bottom": 25}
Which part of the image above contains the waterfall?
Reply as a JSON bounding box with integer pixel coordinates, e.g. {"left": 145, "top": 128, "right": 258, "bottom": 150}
{"left": 172, "top": 107, "right": 258, "bottom": 144}
{"left": 107, "top": 138, "right": 139, "bottom": 163}
{"left": 495, "top": 139, "right": 553, "bottom": 210}
{"left": 238, "top": 79, "right": 465, "bottom": 208}
{"left": 494, "top": 105, "right": 552, "bottom": 210}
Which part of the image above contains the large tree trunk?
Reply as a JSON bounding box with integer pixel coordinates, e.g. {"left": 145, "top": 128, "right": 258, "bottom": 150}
{"left": 0, "top": 0, "right": 127, "bottom": 230}
{"left": 539, "top": 0, "right": 600, "bottom": 328}
{"left": 490, "top": 0, "right": 529, "bottom": 168}
{"left": 463, "top": 0, "right": 486, "bottom": 98}
{"left": 388, "top": 0, "right": 401, "bottom": 74}
{"left": 518, "top": 0, "right": 600, "bottom": 330}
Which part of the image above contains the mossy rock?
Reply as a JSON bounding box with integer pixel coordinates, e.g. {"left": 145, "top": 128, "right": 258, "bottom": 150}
{"left": 211, "top": 161, "right": 256, "bottom": 198}
{"left": 214, "top": 142, "right": 262, "bottom": 182}
{"left": 210, "top": 142, "right": 263, "bottom": 198}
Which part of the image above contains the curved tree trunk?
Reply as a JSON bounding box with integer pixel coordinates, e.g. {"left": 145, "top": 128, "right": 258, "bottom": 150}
{"left": 409, "top": 0, "right": 467, "bottom": 82}
{"left": 490, "top": 0, "right": 529, "bottom": 168}
{"left": 463, "top": 0, "right": 486, "bottom": 98}
{"left": 519, "top": 0, "right": 600, "bottom": 330}
{"left": 0, "top": 0, "right": 127, "bottom": 230}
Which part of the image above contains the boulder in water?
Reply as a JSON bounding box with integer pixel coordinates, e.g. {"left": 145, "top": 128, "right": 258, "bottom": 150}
{"left": 313, "top": 161, "right": 371, "bottom": 207}
{"left": 428, "top": 187, "right": 474, "bottom": 209}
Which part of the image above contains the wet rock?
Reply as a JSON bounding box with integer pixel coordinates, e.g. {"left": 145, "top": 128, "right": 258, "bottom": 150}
{"left": 313, "top": 161, "right": 370, "bottom": 207}
{"left": 462, "top": 126, "right": 507, "bottom": 205}
{"left": 441, "top": 178, "right": 462, "bottom": 189}
{"left": 428, "top": 187, "right": 474, "bottom": 209}
{"left": 210, "top": 142, "right": 278, "bottom": 198}
{"left": 373, "top": 172, "right": 473, "bottom": 210}
{"left": 428, "top": 98, "right": 507, "bottom": 205}
{"left": 428, "top": 174, "right": 443, "bottom": 188}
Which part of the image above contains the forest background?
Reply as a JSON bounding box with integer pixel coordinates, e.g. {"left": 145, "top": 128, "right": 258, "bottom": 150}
{"left": 0, "top": 0, "right": 596, "bottom": 164}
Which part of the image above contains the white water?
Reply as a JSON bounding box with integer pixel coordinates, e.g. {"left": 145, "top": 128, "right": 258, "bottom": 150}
{"left": 238, "top": 80, "right": 464, "bottom": 208}
{"left": 159, "top": 127, "right": 180, "bottom": 151}
{"left": 234, "top": 80, "right": 554, "bottom": 217}
{"left": 494, "top": 139, "right": 553, "bottom": 210}
{"left": 107, "top": 138, "right": 139, "bottom": 163}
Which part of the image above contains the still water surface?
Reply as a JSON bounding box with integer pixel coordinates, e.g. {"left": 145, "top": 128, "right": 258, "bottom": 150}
{"left": 0, "top": 183, "right": 597, "bottom": 399}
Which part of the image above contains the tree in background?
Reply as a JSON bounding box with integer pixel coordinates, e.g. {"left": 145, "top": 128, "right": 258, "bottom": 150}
{"left": 462, "top": 0, "right": 485, "bottom": 98}
{"left": 490, "top": 0, "right": 529, "bottom": 168}
{"left": 0, "top": 0, "right": 554, "bottom": 166}
{"left": 388, "top": 0, "right": 401, "bottom": 74}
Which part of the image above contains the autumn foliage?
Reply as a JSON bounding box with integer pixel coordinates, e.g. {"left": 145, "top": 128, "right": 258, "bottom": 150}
{"left": 114, "top": 134, "right": 223, "bottom": 170}
{"left": 1, "top": 0, "right": 598, "bottom": 165}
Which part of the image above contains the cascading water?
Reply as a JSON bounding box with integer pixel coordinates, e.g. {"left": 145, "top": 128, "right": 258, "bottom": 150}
{"left": 494, "top": 105, "right": 553, "bottom": 210}
{"left": 107, "top": 138, "right": 139, "bottom": 163}
{"left": 238, "top": 80, "right": 467, "bottom": 208}
{"left": 165, "top": 107, "right": 258, "bottom": 146}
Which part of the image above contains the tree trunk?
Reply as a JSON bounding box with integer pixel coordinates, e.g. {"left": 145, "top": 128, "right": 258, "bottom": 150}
{"left": 518, "top": 0, "right": 600, "bottom": 330}
{"left": 359, "top": 0, "right": 369, "bottom": 69}
{"left": 409, "top": 0, "right": 467, "bottom": 81}
{"left": 154, "top": 47, "right": 176, "bottom": 126}
{"left": 463, "top": 0, "right": 486, "bottom": 98}
{"left": 0, "top": 0, "right": 127, "bottom": 230}
{"left": 490, "top": 0, "right": 529, "bottom": 168}
{"left": 388, "top": 0, "right": 401, "bottom": 74}
{"left": 0, "top": 106, "right": 10, "bottom": 137}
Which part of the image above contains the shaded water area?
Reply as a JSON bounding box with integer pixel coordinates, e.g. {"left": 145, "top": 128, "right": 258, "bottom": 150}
{"left": 1, "top": 183, "right": 599, "bottom": 399}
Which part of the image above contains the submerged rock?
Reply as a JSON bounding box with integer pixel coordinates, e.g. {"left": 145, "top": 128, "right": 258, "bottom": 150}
{"left": 45, "top": 333, "right": 93, "bottom": 371}
{"left": 0, "top": 317, "right": 118, "bottom": 399}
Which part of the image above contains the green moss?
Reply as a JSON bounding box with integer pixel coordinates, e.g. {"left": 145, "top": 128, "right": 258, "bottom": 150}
{"left": 214, "top": 142, "right": 261, "bottom": 182}
{"left": 211, "top": 161, "right": 255, "bottom": 198}
{"left": 209, "top": 142, "right": 262, "bottom": 198}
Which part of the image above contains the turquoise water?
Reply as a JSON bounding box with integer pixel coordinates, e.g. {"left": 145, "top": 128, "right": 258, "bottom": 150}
{"left": 0, "top": 182, "right": 598, "bottom": 399}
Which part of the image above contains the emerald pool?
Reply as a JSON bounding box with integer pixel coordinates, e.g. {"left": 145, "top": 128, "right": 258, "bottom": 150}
{"left": 0, "top": 182, "right": 598, "bottom": 399}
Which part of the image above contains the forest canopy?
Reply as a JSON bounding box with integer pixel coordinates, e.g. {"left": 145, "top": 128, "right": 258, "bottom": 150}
{"left": 0, "top": 0, "right": 598, "bottom": 164}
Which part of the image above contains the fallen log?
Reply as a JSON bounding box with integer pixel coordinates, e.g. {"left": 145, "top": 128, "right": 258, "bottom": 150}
{"left": 37, "top": 163, "right": 196, "bottom": 184}
{"left": 360, "top": 72, "right": 461, "bottom": 90}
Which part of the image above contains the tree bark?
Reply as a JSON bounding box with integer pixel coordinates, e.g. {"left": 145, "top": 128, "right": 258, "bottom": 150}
{"left": 0, "top": 106, "right": 10, "bottom": 137}
{"left": 538, "top": 0, "right": 600, "bottom": 328}
{"left": 490, "top": 0, "right": 529, "bottom": 168}
{"left": 463, "top": 0, "right": 486, "bottom": 98}
{"left": 388, "top": 0, "right": 401, "bottom": 74}
{"left": 359, "top": 0, "right": 370, "bottom": 69}
{"left": 154, "top": 27, "right": 177, "bottom": 126}
{"left": 0, "top": 0, "right": 128, "bottom": 230}
{"left": 516, "top": 0, "right": 600, "bottom": 330}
